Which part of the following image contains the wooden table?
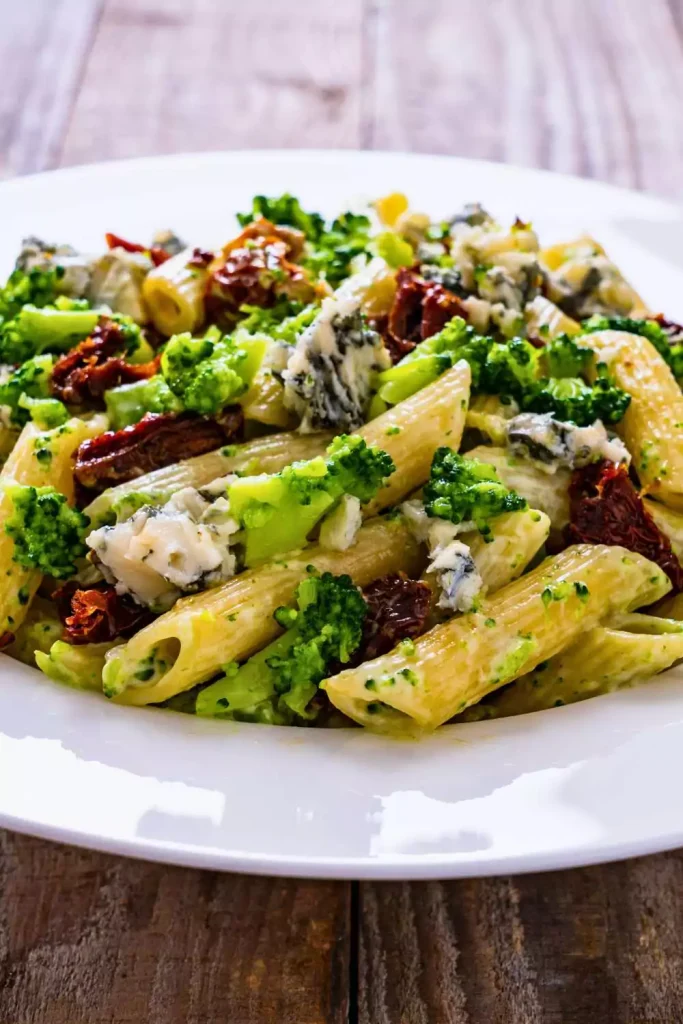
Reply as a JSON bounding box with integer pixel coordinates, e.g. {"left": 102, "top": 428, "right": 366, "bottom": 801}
{"left": 3, "top": 1, "right": 683, "bottom": 1020}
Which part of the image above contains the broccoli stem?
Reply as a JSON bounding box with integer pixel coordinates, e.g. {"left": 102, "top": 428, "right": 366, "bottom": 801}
{"left": 18, "top": 306, "right": 99, "bottom": 351}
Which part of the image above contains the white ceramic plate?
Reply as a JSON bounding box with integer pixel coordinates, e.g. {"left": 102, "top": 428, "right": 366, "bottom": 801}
{"left": 1, "top": 150, "right": 683, "bottom": 879}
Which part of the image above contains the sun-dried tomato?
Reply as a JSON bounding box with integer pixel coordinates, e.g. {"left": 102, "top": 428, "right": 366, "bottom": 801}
{"left": 384, "top": 267, "right": 468, "bottom": 364}
{"left": 51, "top": 319, "right": 157, "bottom": 405}
{"left": 566, "top": 461, "right": 683, "bottom": 591}
{"left": 654, "top": 314, "right": 683, "bottom": 345}
{"left": 74, "top": 410, "right": 241, "bottom": 497}
{"left": 105, "top": 231, "right": 170, "bottom": 267}
{"left": 0, "top": 631, "right": 15, "bottom": 650}
{"left": 54, "top": 581, "right": 153, "bottom": 645}
{"left": 187, "top": 247, "right": 214, "bottom": 269}
{"left": 205, "top": 219, "right": 317, "bottom": 326}
{"left": 354, "top": 572, "right": 433, "bottom": 662}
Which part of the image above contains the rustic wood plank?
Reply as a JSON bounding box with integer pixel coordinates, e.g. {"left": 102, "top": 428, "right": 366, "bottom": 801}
{"left": 58, "top": 0, "right": 365, "bottom": 166}
{"left": 364, "top": 0, "right": 683, "bottom": 199}
{"left": 0, "top": 0, "right": 103, "bottom": 179}
{"left": 0, "top": 831, "right": 350, "bottom": 1024}
{"left": 359, "top": 851, "right": 683, "bottom": 1023}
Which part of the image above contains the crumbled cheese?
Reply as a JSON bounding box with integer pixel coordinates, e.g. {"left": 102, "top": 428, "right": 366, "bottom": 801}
{"left": 506, "top": 412, "right": 630, "bottom": 473}
{"left": 87, "top": 492, "right": 239, "bottom": 610}
{"left": 427, "top": 539, "right": 483, "bottom": 613}
{"left": 545, "top": 245, "right": 636, "bottom": 319}
{"left": 282, "top": 265, "right": 391, "bottom": 432}
{"left": 319, "top": 494, "right": 363, "bottom": 551}
{"left": 87, "top": 248, "right": 152, "bottom": 322}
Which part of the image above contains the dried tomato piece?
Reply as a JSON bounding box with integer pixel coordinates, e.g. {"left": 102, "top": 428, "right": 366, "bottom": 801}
{"left": 566, "top": 461, "right": 683, "bottom": 591}
{"left": 205, "top": 219, "right": 317, "bottom": 326}
{"left": 51, "top": 318, "right": 156, "bottom": 405}
{"left": 654, "top": 314, "right": 683, "bottom": 345}
{"left": 54, "top": 581, "right": 153, "bottom": 645}
{"left": 105, "top": 231, "right": 170, "bottom": 267}
{"left": 187, "top": 247, "right": 214, "bottom": 269}
{"left": 384, "top": 267, "right": 468, "bottom": 364}
{"left": 74, "top": 410, "right": 241, "bottom": 497}
{"left": 0, "top": 631, "right": 15, "bottom": 650}
{"left": 355, "top": 572, "right": 433, "bottom": 662}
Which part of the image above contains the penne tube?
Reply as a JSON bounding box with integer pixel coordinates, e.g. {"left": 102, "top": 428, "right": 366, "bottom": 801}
{"left": 322, "top": 544, "right": 671, "bottom": 733}
{"left": 524, "top": 295, "right": 580, "bottom": 340}
{"left": 644, "top": 498, "right": 683, "bottom": 564}
{"left": 103, "top": 516, "right": 425, "bottom": 706}
{"left": 463, "top": 444, "right": 571, "bottom": 534}
{"left": 84, "top": 430, "right": 334, "bottom": 525}
{"left": 463, "top": 507, "right": 550, "bottom": 593}
{"left": 465, "top": 394, "right": 515, "bottom": 445}
{"left": 0, "top": 415, "right": 107, "bottom": 638}
{"left": 463, "top": 613, "right": 683, "bottom": 718}
{"left": 582, "top": 329, "right": 683, "bottom": 509}
{"left": 360, "top": 360, "right": 471, "bottom": 516}
{"left": 142, "top": 248, "right": 209, "bottom": 336}
{"left": 35, "top": 640, "right": 117, "bottom": 691}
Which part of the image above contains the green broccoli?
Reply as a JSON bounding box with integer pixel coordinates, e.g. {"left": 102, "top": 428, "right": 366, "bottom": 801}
{"left": 236, "top": 193, "right": 325, "bottom": 240}
{"left": 196, "top": 570, "right": 367, "bottom": 722}
{"left": 423, "top": 448, "right": 527, "bottom": 536}
{"left": 160, "top": 330, "right": 267, "bottom": 416}
{"left": 0, "top": 354, "right": 54, "bottom": 426}
{"left": 227, "top": 434, "right": 395, "bottom": 565}
{"left": 304, "top": 212, "right": 373, "bottom": 286}
{"left": 374, "top": 232, "right": 414, "bottom": 268}
{"left": 0, "top": 265, "right": 61, "bottom": 322}
{"left": 525, "top": 375, "right": 631, "bottom": 426}
{"left": 582, "top": 314, "right": 683, "bottom": 383}
{"left": 542, "top": 334, "right": 593, "bottom": 378}
{"left": 0, "top": 300, "right": 98, "bottom": 364}
{"left": 480, "top": 337, "right": 540, "bottom": 400}
{"left": 17, "top": 394, "right": 69, "bottom": 430}
{"left": 237, "top": 300, "right": 318, "bottom": 344}
{"left": 105, "top": 375, "right": 183, "bottom": 430}
{"left": 4, "top": 484, "right": 90, "bottom": 578}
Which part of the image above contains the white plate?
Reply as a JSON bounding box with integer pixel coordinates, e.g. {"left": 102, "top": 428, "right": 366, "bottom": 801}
{"left": 1, "top": 150, "right": 683, "bottom": 879}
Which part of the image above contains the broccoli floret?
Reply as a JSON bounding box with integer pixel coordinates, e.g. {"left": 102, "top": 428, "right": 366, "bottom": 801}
{"left": 4, "top": 484, "right": 90, "bottom": 578}
{"left": 423, "top": 448, "right": 527, "bottom": 535}
{"left": 543, "top": 334, "right": 593, "bottom": 378}
{"left": 0, "top": 303, "right": 99, "bottom": 364}
{"left": 0, "top": 266, "right": 61, "bottom": 322}
{"left": 304, "top": 212, "right": 374, "bottom": 287}
{"left": 582, "top": 314, "right": 683, "bottom": 383}
{"left": 0, "top": 354, "right": 54, "bottom": 426}
{"left": 238, "top": 300, "right": 318, "bottom": 344}
{"left": 105, "top": 375, "right": 183, "bottom": 430}
{"left": 480, "top": 337, "right": 540, "bottom": 400}
{"left": 17, "top": 394, "right": 68, "bottom": 430}
{"left": 160, "top": 331, "right": 267, "bottom": 416}
{"left": 525, "top": 375, "right": 630, "bottom": 427}
{"left": 227, "top": 435, "right": 395, "bottom": 565}
{"left": 196, "top": 570, "right": 367, "bottom": 722}
{"left": 236, "top": 193, "right": 325, "bottom": 240}
{"left": 375, "top": 232, "right": 414, "bottom": 268}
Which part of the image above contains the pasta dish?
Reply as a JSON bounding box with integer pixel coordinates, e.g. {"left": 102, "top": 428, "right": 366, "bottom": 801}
{"left": 1, "top": 191, "right": 682, "bottom": 735}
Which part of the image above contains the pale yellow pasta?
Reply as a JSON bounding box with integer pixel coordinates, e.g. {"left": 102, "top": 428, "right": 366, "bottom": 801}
{"left": 84, "top": 430, "right": 334, "bottom": 525}
{"left": 0, "top": 415, "right": 107, "bottom": 637}
{"left": 464, "top": 444, "right": 571, "bottom": 534}
{"left": 465, "top": 395, "right": 515, "bottom": 445}
{"left": 524, "top": 295, "right": 580, "bottom": 340}
{"left": 644, "top": 498, "right": 683, "bottom": 563}
{"left": 103, "top": 516, "right": 425, "bottom": 706}
{"left": 464, "top": 507, "right": 550, "bottom": 593}
{"left": 464, "top": 613, "right": 683, "bottom": 718}
{"left": 36, "top": 640, "right": 117, "bottom": 691}
{"left": 2, "top": 595, "right": 62, "bottom": 667}
{"left": 322, "top": 544, "right": 671, "bottom": 733}
{"left": 360, "top": 360, "right": 471, "bottom": 516}
{"left": 655, "top": 593, "right": 683, "bottom": 621}
{"left": 0, "top": 424, "right": 20, "bottom": 467}
{"left": 582, "top": 329, "right": 683, "bottom": 509}
{"left": 142, "top": 248, "right": 208, "bottom": 336}
{"left": 240, "top": 367, "right": 296, "bottom": 429}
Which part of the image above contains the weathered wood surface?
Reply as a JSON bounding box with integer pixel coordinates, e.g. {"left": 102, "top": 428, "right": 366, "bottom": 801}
{"left": 3, "top": 0, "right": 683, "bottom": 1021}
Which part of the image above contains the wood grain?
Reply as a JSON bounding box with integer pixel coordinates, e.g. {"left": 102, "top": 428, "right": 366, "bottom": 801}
{"left": 359, "top": 851, "right": 683, "bottom": 1024}
{"left": 0, "top": 0, "right": 103, "bottom": 179}
{"left": 59, "top": 0, "right": 365, "bottom": 166}
{"left": 4, "top": 0, "right": 683, "bottom": 1021}
{"left": 0, "top": 831, "right": 350, "bottom": 1024}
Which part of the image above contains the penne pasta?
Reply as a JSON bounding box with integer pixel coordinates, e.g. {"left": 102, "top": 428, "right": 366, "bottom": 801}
{"left": 142, "top": 248, "right": 208, "bottom": 336}
{"left": 322, "top": 544, "right": 671, "bottom": 733}
{"left": 524, "top": 295, "right": 580, "bottom": 340}
{"left": 462, "top": 507, "right": 550, "bottom": 593}
{"left": 0, "top": 415, "right": 107, "bottom": 638}
{"left": 84, "top": 429, "right": 334, "bottom": 525}
{"left": 465, "top": 395, "right": 515, "bottom": 445}
{"left": 582, "top": 329, "right": 683, "bottom": 509}
{"left": 102, "top": 516, "right": 425, "bottom": 705}
{"left": 463, "top": 444, "right": 571, "bottom": 534}
{"left": 463, "top": 613, "right": 683, "bottom": 718}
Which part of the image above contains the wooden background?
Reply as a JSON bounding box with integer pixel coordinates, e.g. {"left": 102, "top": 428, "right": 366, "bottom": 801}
{"left": 3, "top": 0, "right": 683, "bottom": 1021}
